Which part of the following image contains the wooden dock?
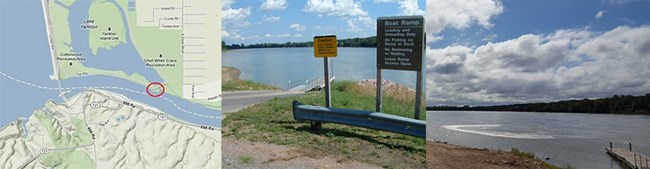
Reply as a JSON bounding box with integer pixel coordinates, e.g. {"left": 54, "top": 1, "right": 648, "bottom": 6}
{"left": 607, "top": 147, "right": 650, "bottom": 169}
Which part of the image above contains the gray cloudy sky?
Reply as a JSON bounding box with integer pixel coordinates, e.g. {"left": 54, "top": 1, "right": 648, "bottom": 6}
{"left": 425, "top": 0, "right": 650, "bottom": 106}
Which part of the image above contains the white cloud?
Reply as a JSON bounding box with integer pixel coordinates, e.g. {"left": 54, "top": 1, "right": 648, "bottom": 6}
{"left": 347, "top": 16, "right": 375, "bottom": 33}
{"left": 289, "top": 23, "right": 306, "bottom": 31}
{"left": 399, "top": 0, "right": 425, "bottom": 15}
{"left": 263, "top": 33, "right": 294, "bottom": 38}
{"left": 426, "top": 26, "right": 650, "bottom": 105}
{"left": 277, "top": 33, "right": 292, "bottom": 38}
{"left": 259, "top": 15, "right": 281, "bottom": 23}
{"left": 425, "top": 0, "right": 504, "bottom": 43}
{"left": 595, "top": 10, "right": 605, "bottom": 19}
{"left": 222, "top": 1, "right": 253, "bottom": 41}
{"left": 223, "top": 0, "right": 236, "bottom": 7}
{"left": 482, "top": 33, "right": 497, "bottom": 42}
{"left": 222, "top": 6, "right": 251, "bottom": 22}
{"left": 261, "top": 0, "right": 288, "bottom": 11}
{"left": 294, "top": 33, "right": 303, "bottom": 37}
{"left": 304, "top": 0, "right": 368, "bottom": 17}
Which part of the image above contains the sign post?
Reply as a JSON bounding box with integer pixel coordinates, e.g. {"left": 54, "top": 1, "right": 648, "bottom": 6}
{"left": 313, "top": 35, "right": 337, "bottom": 129}
{"left": 376, "top": 16, "right": 425, "bottom": 119}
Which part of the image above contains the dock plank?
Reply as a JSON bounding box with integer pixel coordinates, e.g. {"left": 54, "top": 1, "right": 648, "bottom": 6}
{"left": 607, "top": 148, "right": 650, "bottom": 169}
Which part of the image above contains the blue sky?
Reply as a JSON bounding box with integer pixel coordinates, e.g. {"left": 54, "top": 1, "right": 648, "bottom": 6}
{"left": 222, "top": 0, "right": 425, "bottom": 45}
{"left": 425, "top": 0, "right": 650, "bottom": 105}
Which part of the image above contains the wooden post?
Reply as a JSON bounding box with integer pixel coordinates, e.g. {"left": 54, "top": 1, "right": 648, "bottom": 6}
{"left": 610, "top": 142, "right": 612, "bottom": 149}
{"left": 630, "top": 142, "right": 632, "bottom": 151}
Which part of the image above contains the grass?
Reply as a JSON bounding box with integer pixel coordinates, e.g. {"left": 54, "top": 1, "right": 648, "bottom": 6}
{"left": 238, "top": 155, "right": 253, "bottom": 164}
{"left": 511, "top": 148, "right": 576, "bottom": 169}
{"left": 223, "top": 81, "right": 425, "bottom": 168}
{"left": 511, "top": 148, "right": 536, "bottom": 159}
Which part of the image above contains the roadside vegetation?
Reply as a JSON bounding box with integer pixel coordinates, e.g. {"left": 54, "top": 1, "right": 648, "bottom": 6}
{"left": 222, "top": 66, "right": 280, "bottom": 91}
{"left": 223, "top": 81, "right": 425, "bottom": 168}
{"left": 510, "top": 148, "right": 575, "bottom": 169}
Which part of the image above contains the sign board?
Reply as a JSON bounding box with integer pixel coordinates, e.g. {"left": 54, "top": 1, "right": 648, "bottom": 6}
{"left": 377, "top": 16, "right": 424, "bottom": 71}
{"left": 314, "top": 35, "right": 337, "bottom": 57}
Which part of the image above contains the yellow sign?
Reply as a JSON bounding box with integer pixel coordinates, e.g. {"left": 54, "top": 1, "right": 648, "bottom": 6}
{"left": 314, "top": 35, "right": 337, "bottom": 57}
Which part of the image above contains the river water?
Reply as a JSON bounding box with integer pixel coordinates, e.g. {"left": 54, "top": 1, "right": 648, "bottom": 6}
{"left": 223, "top": 48, "right": 421, "bottom": 90}
{"left": 426, "top": 111, "right": 650, "bottom": 169}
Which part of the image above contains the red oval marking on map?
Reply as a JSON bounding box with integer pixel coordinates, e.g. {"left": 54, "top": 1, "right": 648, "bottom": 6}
{"left": 146, "top": 82, "right": 165, "bottom": 97}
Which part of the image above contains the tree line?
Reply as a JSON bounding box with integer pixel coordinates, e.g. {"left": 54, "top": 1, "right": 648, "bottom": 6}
{"left": 427, "top": 93, "right": 650, "bottom": 115}
{"left": 222, "top": 36, "right": 376, "bottom": 50}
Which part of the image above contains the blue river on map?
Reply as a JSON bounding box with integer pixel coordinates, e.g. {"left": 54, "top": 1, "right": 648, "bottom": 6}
{"left": 0, "top": 1, "right": 220, "bottom": 130}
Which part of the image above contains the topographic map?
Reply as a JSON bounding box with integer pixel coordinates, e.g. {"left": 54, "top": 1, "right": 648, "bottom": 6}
{"left": 0, "top": 0, "right": 221, "bottom": 168}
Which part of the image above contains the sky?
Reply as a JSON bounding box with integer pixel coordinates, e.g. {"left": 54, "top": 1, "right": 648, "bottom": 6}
{"left": 221, "top": 0, "right": 425, "bottom": 45}
{"left": 425, "top": 0, "right": 650, "bottom": 106}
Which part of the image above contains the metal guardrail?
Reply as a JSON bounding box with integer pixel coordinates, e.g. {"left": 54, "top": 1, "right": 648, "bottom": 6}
{"left": 292, "top": 101, "right": 425, "bottom": 138}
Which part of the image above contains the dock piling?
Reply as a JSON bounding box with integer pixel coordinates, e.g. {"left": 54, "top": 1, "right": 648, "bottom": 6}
{"left": 607, "top": 142, "right": 649, "bottom": 169}
{"left": 630, "top": 142, "right": 633, "bottom": 151}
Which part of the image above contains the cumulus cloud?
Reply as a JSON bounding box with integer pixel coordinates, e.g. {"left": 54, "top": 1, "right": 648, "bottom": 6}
{"left": 263, "top": 33, "right": 293, "bottom": 38}
{"left": 347, "top": 16, "right": 375, "bottom": 33}
{"left": 426, "top": 26, "right": 650, "bottom": 106}
{"left": 222, "top": 0, "right": 252, "bottom": 40}
{"left": 222, "top": 1, "right": 251, "bottom": 22}
{"left": 595, "top": 10, "right": 605, "bottom": 19}
{"left": 289, "top": 23, "right": 306, "bottom": 31}
{"left": 304, "top": 0, "right": 368, "bottom": 17}
{"left": 261, "top": 0, "right": 288, "bottom": 11}
{"left": 259, "top": 15, "right": 281, "bottom": 23}
{"left": 425, "top": 0, "right": 504, "bottom": 43}
{"left": 399, "top": 0, "right": 425, "bottom": 15}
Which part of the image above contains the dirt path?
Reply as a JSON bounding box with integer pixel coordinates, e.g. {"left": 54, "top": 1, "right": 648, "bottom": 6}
{"left": 222, "top": 137, "right": 382, "bottom": 169}
{"left": 427, "top": 140, "right": 551, "bottom": 169}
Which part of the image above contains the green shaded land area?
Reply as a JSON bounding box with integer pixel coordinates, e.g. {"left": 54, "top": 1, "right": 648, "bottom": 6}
{"left": 88, "top": 0, "right": 127, "bottom": 55}
{"left": 34, "top": 110, "right": 95, "bottom": 168}
{"left": 34, "top": 110, "right": 92, "bottom": 148}
{"left": 223, "top": 81, "right": 425, "bottom": 168}
{"left": 121, "top": 5, "right": 183, "bottom": 96}
{"left": 50, "top": 0, "right": 149, "bottom": 86}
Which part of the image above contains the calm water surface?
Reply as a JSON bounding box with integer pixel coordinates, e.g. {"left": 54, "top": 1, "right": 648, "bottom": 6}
{"left": 426, "top": 111, "right": 650, "bottom": 169}
{"left": 223, "top": 48, "right": 421, "bottom": 90}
